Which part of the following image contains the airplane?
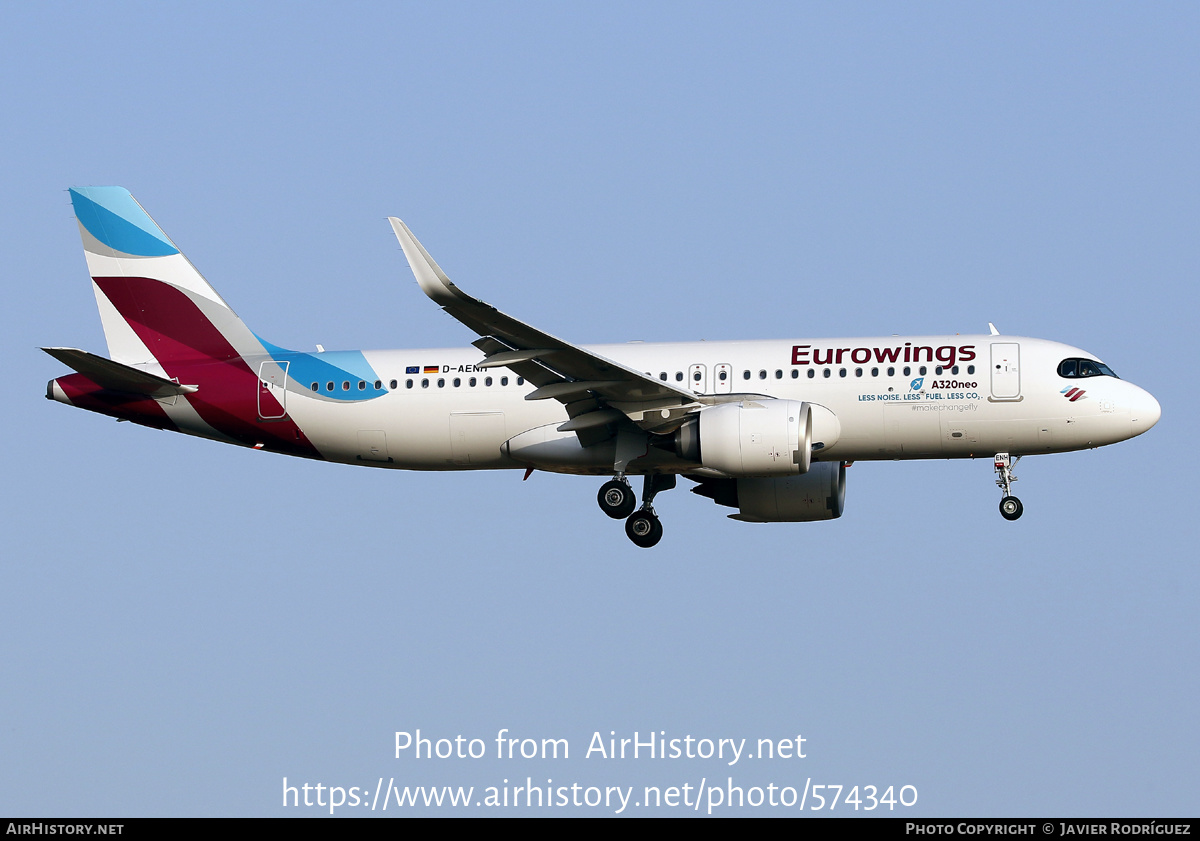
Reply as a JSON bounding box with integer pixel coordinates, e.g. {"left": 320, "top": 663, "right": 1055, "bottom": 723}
{"left": 44, "top": 187, "right": 1161, "bottom": 547}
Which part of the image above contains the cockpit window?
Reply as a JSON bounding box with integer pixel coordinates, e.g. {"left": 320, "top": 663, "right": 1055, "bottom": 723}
{"left": 1058, "top": 357, "right": 1118, "bottom": 379}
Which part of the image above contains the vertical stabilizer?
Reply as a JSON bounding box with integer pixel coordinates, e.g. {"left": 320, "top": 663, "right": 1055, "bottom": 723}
{"left": 69, "top": 187, "right": 258, "bottom": 370}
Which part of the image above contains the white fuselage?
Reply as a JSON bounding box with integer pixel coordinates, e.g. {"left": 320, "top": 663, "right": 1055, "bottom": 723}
{"left": 248, "top": 334, "right": 1159, "bottom": 473}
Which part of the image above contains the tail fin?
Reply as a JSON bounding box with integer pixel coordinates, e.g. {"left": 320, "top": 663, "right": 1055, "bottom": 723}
{"left": 70, "top": 187, "right": 260, "bottom": 370}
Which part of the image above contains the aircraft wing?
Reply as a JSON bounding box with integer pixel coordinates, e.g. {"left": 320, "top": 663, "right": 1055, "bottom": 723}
{"left": 389, "top": 218, "right": 701, "bottom": 442}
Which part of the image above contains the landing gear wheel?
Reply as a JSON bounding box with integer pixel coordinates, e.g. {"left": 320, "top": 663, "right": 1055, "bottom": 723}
{"left": 598, "top": 479, "right": 636, "bottom": 519}
{"left": 993, "top": 453, "right": 1023, "bottom": 521}
{"left": 999, "top": 496, "right": 1023, "bottom": 521}
{"left": 625, "top": 511, "right": 663, "bottom": 548}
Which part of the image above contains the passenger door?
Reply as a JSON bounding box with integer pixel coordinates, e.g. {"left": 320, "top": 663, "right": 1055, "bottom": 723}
{"left": 989, "top": 343, "right": 1021, "bottom": 401}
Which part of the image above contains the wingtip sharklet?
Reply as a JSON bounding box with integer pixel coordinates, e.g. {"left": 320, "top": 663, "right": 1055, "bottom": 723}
{"left": 388, "top": 217, "right": 467, "bottom": 308}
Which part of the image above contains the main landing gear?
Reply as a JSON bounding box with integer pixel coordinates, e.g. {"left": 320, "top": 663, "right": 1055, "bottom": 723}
{"left": 597, "top": 474, "right": 676, "bottom": 547}
{"left": 994, "top": 453, "right": 1023, "bottom": 521}
{"left": 597, "top": 478, "right": 636, "bottom": 519}
{"left": 625, "top": 510, "right": 663, "bottom": 548}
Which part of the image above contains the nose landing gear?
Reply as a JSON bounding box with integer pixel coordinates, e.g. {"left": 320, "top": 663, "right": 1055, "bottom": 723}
{"left": 994, "top": 453, "right": 1023, "bottom": 521}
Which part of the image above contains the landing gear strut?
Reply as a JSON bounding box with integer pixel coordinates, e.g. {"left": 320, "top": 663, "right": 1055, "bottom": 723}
{"left": 994, "top": 453, "right": 1023, "bottom": 521}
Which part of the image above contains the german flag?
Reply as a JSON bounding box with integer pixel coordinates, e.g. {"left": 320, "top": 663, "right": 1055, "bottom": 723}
{"left": 423, "top": 365, "right": 439, "bottom": 374}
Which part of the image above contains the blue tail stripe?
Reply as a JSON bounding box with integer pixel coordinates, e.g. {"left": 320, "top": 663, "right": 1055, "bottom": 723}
{"left": 70, "top": 187, "right": 179, "bottom": 257}
{"left": 255, "top": 336, "right": 385, "bottom": 401}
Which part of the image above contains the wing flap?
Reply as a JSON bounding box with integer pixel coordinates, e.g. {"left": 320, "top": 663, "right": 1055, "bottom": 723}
{"left": 478, "top": 349, "right": 559, "bottom": 368}
{"left": 526, "top": 380, "right": 622, "bottom": 401}
{"left": 557, "top": 408, "right": 626, "bottom": 432}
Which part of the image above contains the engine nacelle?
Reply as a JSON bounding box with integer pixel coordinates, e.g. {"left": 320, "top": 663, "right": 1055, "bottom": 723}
{"left": 691, "top": 461, "right": 847, "bottom": 522}
{"left": 675, "top": 399, "right": 839, "bottom": 477}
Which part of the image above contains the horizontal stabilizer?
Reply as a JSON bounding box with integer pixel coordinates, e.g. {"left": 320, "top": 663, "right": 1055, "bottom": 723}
{"left": 42, "top": 347, "right": 198, "bottom": 398}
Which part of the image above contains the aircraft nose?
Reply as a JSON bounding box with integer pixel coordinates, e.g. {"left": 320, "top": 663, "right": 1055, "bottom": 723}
{"left": 1130, "top": 387, "right": 1161, "bottom": 436}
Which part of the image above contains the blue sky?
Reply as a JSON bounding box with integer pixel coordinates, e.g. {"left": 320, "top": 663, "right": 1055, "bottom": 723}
{"left": 2, "top": 3, "right": 1196, "bottom": 816}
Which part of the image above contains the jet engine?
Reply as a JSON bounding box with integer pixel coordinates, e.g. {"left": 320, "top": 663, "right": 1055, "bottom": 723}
{"left": 672, "top": 399, "right": 840, "bottom": 477}
{"left": 690, "top": 461, "right": 847, "bottom": 522}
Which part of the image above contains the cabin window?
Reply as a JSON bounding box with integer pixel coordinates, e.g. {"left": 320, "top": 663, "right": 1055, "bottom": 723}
{"left": 743, "top": 370, "right": 751, "bottom": 380}
{"left": 758, "top": 370, "right": 767, "bottom": 380}
{"left": 903, "top": 367, "right": 911, "bottom": 376}
{"left": 437, "top": 378, "right": 445, "bottom": 388}
{"left": 406, "top": 379, "right": 413, "bottom": 389}
{"left": 967, "top": 365, "right": 975, "bottom": 374}
{"left": 485, "top": 376, "right": 493, "bottom": 386}
{"left": 374, "top": 380, "right": 382, "bottom": 390}
{"left": 501, "top": 376, "right": 509, "bottom": 386}
{"left": 342, "top": 381, "right": 350, "bottom": 391}
{"left": 919, "top": 366, "right": 927, "bottom": 376}
{"left": 675, "top": 372, "right": 684, "bottom": 382}
{"left": 951, "top": 366, "right": 959, "bottom": 375}
{"left": 807, "top": 369, "right": 815, "bottom": 379}
{"left": 421, "top": 378, "right": 429, "bottom": 388}
{"left": 659, "top": 372, "right": 667, "bottom": 381}
{"left": 358, "top": 381, "right": 366, "bottom": 390}
{"left": 791, "top": 369, "right": 799, "bottom": 379}
{"left": 517, "top": 377, "right": 524, "bottom": 385}
{"left": 453, "top": 377, "right": 461, "bottom": 387}
{"left": 310, "top": 382, "right": 318, "bottom": 392}
{"left": 469, "top": 377, "right": 477, "bottom": 387}
{"left": 720, "top": 370, "right": 729, "bottom": 381}
{"left": 871, "top": 367, "right": 879, "bottom": 377}
{"left": 855, "top": 367, "right": 862, "bottom": 377}
{"left": 326, "top": 381, "right": 334, "bottom": 392}
{"left": 693, "top": 371, "right": 702, "bottom": 382}
{"left": 823, "top": 368, "right": 831, "bottom": 378}
{"left": 887, "top": 367, "right": 895, "bottom": 377}
{"left": 839, "top": 368, "right": 847, "bottom": 378}
{"left": 775, "top": 369, "right": 783, "bottom": 379}
{"left": 935, "top": 366, "right": 943, "bottom": 375}
{"left": 390, "top": 379, "right": 398, "bottom": 389}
